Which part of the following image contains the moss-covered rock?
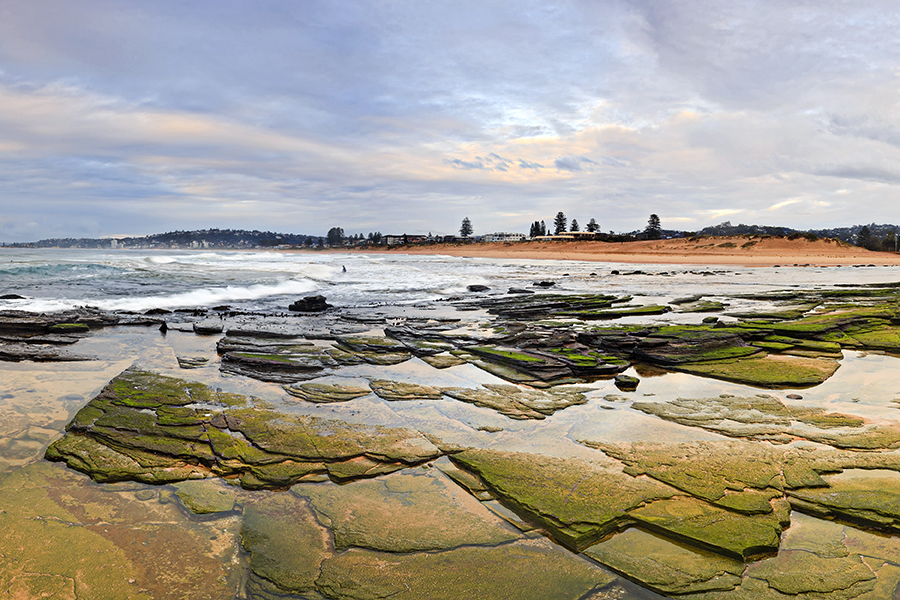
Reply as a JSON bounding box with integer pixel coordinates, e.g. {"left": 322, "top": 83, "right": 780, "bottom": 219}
{"left": 369, "top": 379, "right": 444, "bottom": 401}
{"left": 48, "top": 322, "right": 90, "bottom": 333}
{"left": 0, "top": 461, "right": 240, "bottom": 599}
{"left": 47, "top": 369, "right": 441, "bottom": 489}
{"left": 283, "top": 381, "right": 372, "bottom": 403}
{"left": 450, "top": 449, "right": 677, "bottom": 550}
{"left": 787, "top": 469, "right": 900, "bottom": 532}
{"left": 241, "top": 493, "right": 332, "bottom": 595}
{"left": 583, "top": 527, "right": 744, "bottom": 595}
{"left": 315, "top": 537, "right": 615, "bottom": 600}
{"left": 746, "top": 550, "right": 876, "bottom": 596}
{"left": 440, "top": 383, "right": 590, "bottom": 420}
{"left": 586, "top": 440, "right": 797, "bottom": 511}
{"left": 630, "top": 394, "right": 900, "bottom": 450}
{"left": 293, "top": 469, "right": 519, "bottom": 552}
{"left": 628, "top": 496, "right": 783, "bottom": 560}
{"left": 670, "top": 354, "right": 840, "bottom": 388}
{"left": 172, "top": 479, "right": 236, "bottom": 514}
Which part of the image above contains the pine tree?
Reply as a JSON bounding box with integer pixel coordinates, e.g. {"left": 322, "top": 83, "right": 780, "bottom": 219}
{"left": 857, "top": 226, "right": 874, "bottom": 250}
{"left": 553, "top": 212, "right": 567, "bottom": 235}
{"left": 644, "top": 214, "right": 661, "bottom": 240}
{"left": 460, "top": 217, "right": 473, "bottom": 238}
{"left": 570, "top": 219, "right": 580, "bottom": 232}
{"left": 586, "top": 218, "right": 599, "bottom": 232}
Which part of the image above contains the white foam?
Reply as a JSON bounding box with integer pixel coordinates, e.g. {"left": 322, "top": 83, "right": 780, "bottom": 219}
{"left": 94, "top": 279, "right": 318, "bottom": 312}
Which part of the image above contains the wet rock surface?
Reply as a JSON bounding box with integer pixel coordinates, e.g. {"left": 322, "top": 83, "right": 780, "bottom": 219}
{"left": 16, "top": 281, "right": 900, "bottom": 598}
{"left": 45, "top": 368, "right": 441, "bottom": 488}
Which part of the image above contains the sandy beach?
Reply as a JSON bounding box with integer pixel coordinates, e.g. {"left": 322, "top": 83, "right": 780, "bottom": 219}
{"left": 350, "top": 235, "right": 900, "bottom": 267}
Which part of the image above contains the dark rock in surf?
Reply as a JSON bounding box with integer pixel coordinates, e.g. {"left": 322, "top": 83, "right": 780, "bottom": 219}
{"left": 614, "top": 374, "right": 640, "bottom": 391}
{"left": 467, "top": 285, "right": 490, "bottom": 293}
{"left": 288, "top": 295, "right": 332, "bottom": 312}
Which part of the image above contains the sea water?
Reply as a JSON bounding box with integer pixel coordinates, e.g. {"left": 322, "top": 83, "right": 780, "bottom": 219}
{"left": 3, "top": 247, "right": 900, "bottom": 314}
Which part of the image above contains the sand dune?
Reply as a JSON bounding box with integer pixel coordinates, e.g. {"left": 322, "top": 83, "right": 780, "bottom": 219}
{"left": 354, "top": 236, "right": 900, "bottom": 267}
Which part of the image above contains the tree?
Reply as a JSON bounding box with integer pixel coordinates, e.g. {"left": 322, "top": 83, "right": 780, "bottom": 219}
{"left": 460, "top": 217, "right": 473, "bottom": 238}
{"left": 553, "top": 212, "right": 567, "bottom": 235}
{"left": 586, "top": 218, "right": 599, "bottom": 232}
{"left": 540, "top": 221, "right": 547, "bottom": 236}
{"left": 326, "top": 227, "right": 344, "bottom": 246}
{"left": 857, "top": 226, "right": 875, "bottom": 250}
{"left": 570, "top": 219, "right": 580, "bottom": 232}
{"left": 644, "top": 214, "right": 661, "bottom": 240}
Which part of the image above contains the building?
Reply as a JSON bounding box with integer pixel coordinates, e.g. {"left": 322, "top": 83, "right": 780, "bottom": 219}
{"left": 483, "top": 232, "right": 526, "bottom": 242}
{"left": 384, "top": 234, "right": 429, "bottom": 246}
{"left": 533, "top": 231, "right": 601, "bottom": 241}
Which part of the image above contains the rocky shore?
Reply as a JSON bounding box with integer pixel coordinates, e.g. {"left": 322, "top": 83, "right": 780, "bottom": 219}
{"left": 6, "top": 280, "right": 900, "bottom": 598}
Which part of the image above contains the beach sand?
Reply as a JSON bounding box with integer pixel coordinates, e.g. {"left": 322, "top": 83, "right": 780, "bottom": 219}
{"left": 349, "top": 235, "right": 900, "bottom": 267}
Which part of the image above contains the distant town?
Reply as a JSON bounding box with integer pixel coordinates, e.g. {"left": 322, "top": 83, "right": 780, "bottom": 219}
{"left": 3, "top": 218, "right": 900, "bottom": 252}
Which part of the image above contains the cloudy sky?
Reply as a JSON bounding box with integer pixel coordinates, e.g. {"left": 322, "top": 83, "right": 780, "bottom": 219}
{"left": 1, "top": 0, "right": 900, "bottom": 241}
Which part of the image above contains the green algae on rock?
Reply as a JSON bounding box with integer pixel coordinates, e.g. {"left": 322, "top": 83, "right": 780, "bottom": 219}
{"left": 440, "top": 383, "right": 591, "bottom": 420}
{"left": 583, "top": 527, "right": 745, "bottom": 595}
{"left": 172, "top": 479, "right": 236, "bottom": 515}
{"left": 282, "top": 381, "right": 372, "bottom": 403}
{"left": 586, "top": 440, "right": 800, "bottom": 511}
{"left": 787, "top": 469, "right": 900, "bottom": 532}
{"left": 292, "top": 469, "right": 520, "bottom": 552}
{"left": 368, "top": 378, "right": 444, "bottom": 401}
{"left": 315, "top": 537, "right": 616, "bottom": 600}
{"left": 0, "top": 461, "right": 242, "bottom": 600}
{"left": 628, "top": 394, "right": 893, "bottom": 449}
{"left": 669, "top": 354, "right": 840, "bottom": 388}
{"left": 449, "top": 448, "right": 677, "bottom": 550}
{"left": 46, "top": 368, "right": 441, "bottom": 489}
{"left": 241, "top": 493, "right": 332, "bottom": 595}
{"left": 628, "top": 496, "right": 784, "bottom": 560}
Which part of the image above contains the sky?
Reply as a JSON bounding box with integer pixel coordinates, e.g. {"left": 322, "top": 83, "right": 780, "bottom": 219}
{"left": 2, "top": 0, "right": 900, "bottom": 241}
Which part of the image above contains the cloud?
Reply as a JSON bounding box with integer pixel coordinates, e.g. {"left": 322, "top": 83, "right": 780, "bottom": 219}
{"left": 553, "top": 155, "right": 598, "bottom": 172}
{"left": 2, "top": 1, "right": 900, "bottom": 241}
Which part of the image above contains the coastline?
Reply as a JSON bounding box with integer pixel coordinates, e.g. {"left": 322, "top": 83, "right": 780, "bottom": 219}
{"left": 336, "top": 236, "right": 900, "bottom": 267}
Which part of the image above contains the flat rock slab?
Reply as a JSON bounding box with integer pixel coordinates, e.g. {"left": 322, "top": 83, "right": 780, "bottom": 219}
{"left": 583, "top": 527, "right": 744, "bottom": 595}
{"left": 788, "top": 469, "right": 900, "bottom": 532}
{"left": 0, "top": 461, "right": 241, "bottom": 600}
{"left": 283, "top": 381, "right": 372, "bottom": 403}
{"left": 629, "top": 394, "right": 900, "bottom": 450}
{"left": 172, "top": 479, "right": 236, "bottom": 515}
{"left": 450, "top": 448, "right": 677, "bottom": 550}
{"left": 369, "top": 379, "right": 443, "bottom": 401}
{"left": 441, "top": 383, "right": 590, "bottom": 420}
{"left": 671, "top": 354, "right": 840, "bottom": 388}
{"left": 240, "top": 493, "right": 332, "bottom": 595}
{"left": 45, "top": 368, "right": 441, "bottom": 489}
{"left": 746, "top": 550, "right": 876, "bottom": 597}
{"left": 315, "top": 537, "right": 615, "bottom": 600}
{"left": 292, "top": 468, "right": 520, "bottom": 552}
{"left": 628, "top": 496, "right": 783, "bottom": 561}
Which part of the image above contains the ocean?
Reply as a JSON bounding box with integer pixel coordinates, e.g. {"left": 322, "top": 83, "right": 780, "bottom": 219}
{"left": 3, "top": 247, "right": 900, "bottom": 314}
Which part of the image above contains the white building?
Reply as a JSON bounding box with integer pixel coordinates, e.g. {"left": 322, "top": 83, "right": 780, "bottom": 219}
{"left": 483, "top": 232, "right": 526, "bottom": 242}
